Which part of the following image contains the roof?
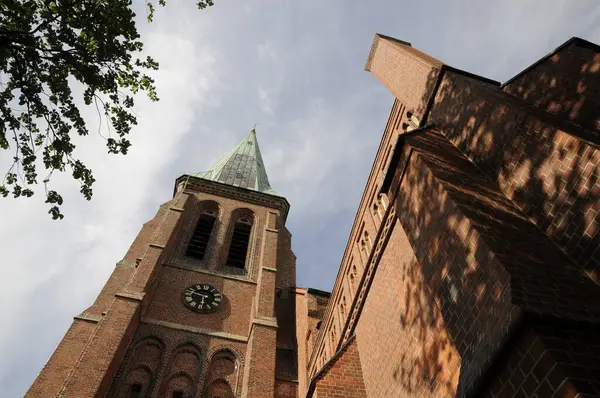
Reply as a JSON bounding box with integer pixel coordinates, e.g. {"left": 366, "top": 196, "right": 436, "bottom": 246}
{"left": 502, "top": 37, "right": 600, "bottom": 88}
{"left": 192, "top": 128, "right": 281, "bottom": 197}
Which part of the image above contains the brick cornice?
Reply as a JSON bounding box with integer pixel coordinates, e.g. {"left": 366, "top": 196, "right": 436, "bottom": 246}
{"left": 306, "top": 334, "right": 358, "bottom": 398}
{"left": 164, "top": 263, "right": 257, "bottom": 285}
{"left": 174, "top": 175, "right": 290, "bottom": 220}
{"left": 115, "top": 291, "right": 145, "bottom": 302}
{"left": 141, "top": 317, "right": 248, "bottom": 342}
{"left": 73, "top": 312, "right": 103, "bottom": 323}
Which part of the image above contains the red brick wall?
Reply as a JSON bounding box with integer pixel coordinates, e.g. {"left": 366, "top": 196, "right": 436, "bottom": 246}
{"left": 275, "top": 379, "right": 298, "bottom": 398}
{"left": 29, "top": 177, "right": 297, "bottom": 397}
{"left": 355, "top": 218, "right": 462, "bottom": 397}
{"left": 430, "top": 70, "right": 600, "bottom": 277}
{"left": 306, "top": 99, "right": 408, "bottom": 380}
{"left": 503, "top": 39, "right": 600, "bottom": 134}
{"left": 144, "top": 266, "right": 256, "bottom": 336}
{"left": 107, "top": 322, "right": 247, "bottom": 397}
{"left": 365, "top": 34, "right": 442, "bottom": 119}
{"left": 480, "top": 320, "right": 600, "bottom": 398}
{"left": 312, "top": 337, "right": 367, "bottom": 398}
{"left": 25, "top": 320, "right": 97, "bottom": 396}
{"left": 355, "top": 133, "right": 520, "bottom": 396}
{"left": 349, "top": 128, "right": 600, "bottom": 397}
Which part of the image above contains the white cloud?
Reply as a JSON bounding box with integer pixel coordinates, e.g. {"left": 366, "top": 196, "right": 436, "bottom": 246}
{"left": 0, "top": 4, "right": 220, "bottom": 394}
{"left": 258, "top": 86, "right": 275, "bottom": 114}
{"left": 2, "top": 0, "right": 600, "bottom": 395}
{"left": 257, "top": 41, "right": 279, "bottom": 62}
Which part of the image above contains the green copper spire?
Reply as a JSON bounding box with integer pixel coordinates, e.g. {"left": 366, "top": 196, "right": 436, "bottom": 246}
{"left": 193, "top": 128, "right": 280, "bottom": 196}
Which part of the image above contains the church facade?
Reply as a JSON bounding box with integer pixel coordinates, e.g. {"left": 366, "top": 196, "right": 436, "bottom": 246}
{"left": 28, "top": 34, "right": 600, "bottom": 398}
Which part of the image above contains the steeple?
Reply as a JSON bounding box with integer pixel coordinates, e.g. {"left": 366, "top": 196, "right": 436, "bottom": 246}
{"left": 193, "top": 128, "right": 280, "bottom": 196}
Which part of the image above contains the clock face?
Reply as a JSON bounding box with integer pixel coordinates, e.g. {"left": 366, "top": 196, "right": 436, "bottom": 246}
{"left": 183, "top": 284, "right": 223, "bottom": 313}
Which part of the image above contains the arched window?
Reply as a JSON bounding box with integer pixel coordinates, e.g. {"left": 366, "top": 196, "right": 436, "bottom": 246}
{"left": 330, "top": 324, "right": 337, "bottom": 347}
{"left": 187, "top": 206, "right": 218, "bottom": 261}
{"left": 203, "top": 350, "right": 237, "bottom": 398}
{"left": 129, "top": 384, "right": 142, "bottom": 398}
{"left": 349, "top": 264, "right": 357, "bottom": 292}
{"left": 158, "top": 342, "right": 203, "bottom": 397}
{"left": 205, "top": 380, "right": 233, "bottom": 398}
{"left": 117, "top": 336, "right": 165, "bottom": 397}
{"left": 364, "top": 231, "right": 372, "bottom": 251}
{"left": 360, "top": 240, "right": 368, "bottom": 264}
{"left": 226, "top": 213, "right": 253, "bottom": 269}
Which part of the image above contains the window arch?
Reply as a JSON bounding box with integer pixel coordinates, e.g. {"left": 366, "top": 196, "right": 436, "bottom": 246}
{"left": 158, "top": 342, "right": 203, "bottom": 397}
{"left": 225, "top": 209, "right": 254, "bottom": 270}
{"left": 203, "top": 350, "right": 238, "bottom": 398}
{"left": 186, "top": 201, "right": 220, "bottom": 261}
{"left": 205, "top": 380, "right": 233, "bottom": 398}
{"left": 115, "top": 335, "right": 165, "bottom": 397}
{"left": 360, "top": 240, "right": 368, "bottom": 264}
{"left": 122, "top": 366, "right": 154, "bottom": 398}
{"left": 129, "top": 383, "right": 142, "bottom": 398}
{"left": 348, "top": 264, "right": 357, "bottom": 292}
{"left": 364, "top": 231, "right": 372, "bottom": 251}
{"left": 340, "top": 295, "right": 347, "bottom": 317}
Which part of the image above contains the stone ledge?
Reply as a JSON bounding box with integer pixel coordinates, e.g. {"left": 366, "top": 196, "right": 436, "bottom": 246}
{"left": 252, "top": 317, "right": 278, "bottom": 329}
{"left": 115, "top": 291, "right": 144, "bottom": 302}
{"left": 149, "top": 243, "right": 166, "bottom": 249}
{"left": 265, "top": 228, "right": 279, "bottom": 233}
{"left": 262, "top": 266, "right": 277, "bottom": 273}
{"left": 275, "top": 377, "right": 299, "bottom": 383}
{"left": 116, "top": 260, "right": 137, "bottom": 269}
{"left": 165, "top": 263, "right": 257, "bottom": 285}
{"left": 169, "top": 207, "right": 185, "bottom": 212}
{"left": 141, "top": 317, "right": 248, "bottom": 342}
{"left": 74, "top": 312, "right": 102, "bottom": 323}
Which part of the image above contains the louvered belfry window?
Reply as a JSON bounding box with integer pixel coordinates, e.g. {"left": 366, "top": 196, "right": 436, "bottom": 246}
{"left": 226, "top": 221, "right": 252, "bottom": 268}
{"left": 186, "top": 213, "right": 216, "bottom": 260}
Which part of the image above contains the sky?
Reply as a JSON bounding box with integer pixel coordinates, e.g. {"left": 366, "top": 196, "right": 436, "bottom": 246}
{"left": 1, "top": 0, "right": 600, "bottom": 395}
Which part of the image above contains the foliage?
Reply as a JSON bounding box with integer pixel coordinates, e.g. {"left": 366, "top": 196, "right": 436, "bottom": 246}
{"left": 0, "top": 0, "right": 213, "bottom": 219}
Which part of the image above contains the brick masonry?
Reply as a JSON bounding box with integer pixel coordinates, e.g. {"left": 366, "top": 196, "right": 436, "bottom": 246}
{"left": 27, "top": 175, "right": 300, "bottom": 397}
{"left": 26, "top": 33, "right": 600, "bottom": 398}
{"left": 306, "top": 34, "right": 600, "bottom": 398}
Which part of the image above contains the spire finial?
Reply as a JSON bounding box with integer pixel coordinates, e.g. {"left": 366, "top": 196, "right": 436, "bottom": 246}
{"left": 251, "top": 124, "right": 257, "bottom": 134}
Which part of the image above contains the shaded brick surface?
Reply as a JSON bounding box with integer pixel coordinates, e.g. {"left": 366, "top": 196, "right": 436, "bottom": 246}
{"left": 307, "top": 34, "right": 600, "bottom": 398}
{"left": 312, "top": 338, "right": 367, "bottom": 398}
{"left": 503, "top": 39, "right": 600, "bottom": 134}
{"left": 29, "top": 176, "right": 298, "bottom": 397}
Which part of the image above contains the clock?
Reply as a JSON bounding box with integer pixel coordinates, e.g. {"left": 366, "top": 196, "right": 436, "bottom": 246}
{"left": 182, "top": 284, "right": 223, "bottom": 313}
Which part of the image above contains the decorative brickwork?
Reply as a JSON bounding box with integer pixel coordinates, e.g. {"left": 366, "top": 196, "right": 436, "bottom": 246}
{"left": 310, "top": 336, "right": 367, "bottom": 398}
{"left": 307, "top": 34, "right": 600, "bottom": 398}
{"left": 28, "top": 133, "right": 298, "bottom": 397}
{"left": 27, "top": 34, "right": 600, "bottom": 398}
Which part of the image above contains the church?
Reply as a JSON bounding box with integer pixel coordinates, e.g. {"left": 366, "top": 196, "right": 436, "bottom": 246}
{"left": 27, "top": 33, "right": 600, "bottom": 397}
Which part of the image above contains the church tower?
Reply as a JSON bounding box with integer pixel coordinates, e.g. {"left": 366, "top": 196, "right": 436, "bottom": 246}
{"left": 27, "top": 129, "right": 299, "bottom": 398}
